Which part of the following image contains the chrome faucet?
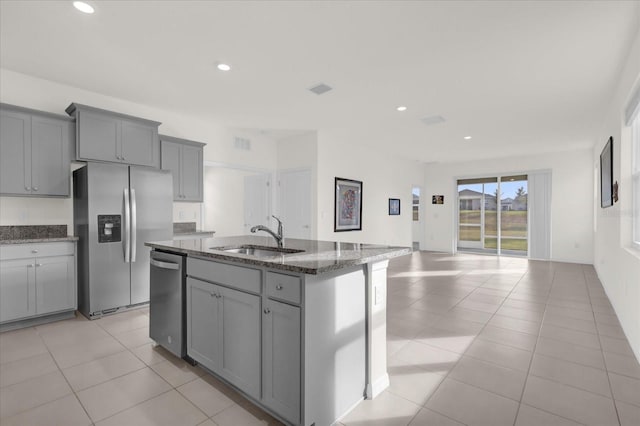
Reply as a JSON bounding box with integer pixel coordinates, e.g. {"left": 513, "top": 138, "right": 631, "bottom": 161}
{"left": 250, "top": 215, "right": 284, "bottom": 248}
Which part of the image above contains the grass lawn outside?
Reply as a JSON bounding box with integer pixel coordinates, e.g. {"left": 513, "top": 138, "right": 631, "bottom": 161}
{"left": 459, "top": 210, "right": 527, "bottom": 252}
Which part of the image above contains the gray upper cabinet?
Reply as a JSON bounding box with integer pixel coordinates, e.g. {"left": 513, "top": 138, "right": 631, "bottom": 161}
{"left": 66, "top": 103, "right": 160, "bottom": 168}
{"left": 160, "top": 135, "right": 205, "bottom": 202}
{"left": 0, "top": 104, "right": 73, "bottom": 197}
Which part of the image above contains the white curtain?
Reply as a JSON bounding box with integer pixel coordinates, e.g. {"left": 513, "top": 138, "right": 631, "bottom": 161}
{"left": 528, "top": 171, "right": 552, "bottom": 260}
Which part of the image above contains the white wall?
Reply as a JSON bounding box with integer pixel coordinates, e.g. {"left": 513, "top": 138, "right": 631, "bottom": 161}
{"left": 276, "top": 132, "right": 318, "bottom": 239}
{"left": 593, "top": 26, "right": 640, "bottom": 361}
{"left": 422, "top": 149, "right": 594, "bottom": 264}
{"left": 316, "top": 129, "right": 422, "bottom": 247}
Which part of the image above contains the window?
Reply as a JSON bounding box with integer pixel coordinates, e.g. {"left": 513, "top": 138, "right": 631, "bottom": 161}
{"left": 412, "top": 187, "right": 420, "bottom": 221}
{"left": 633, "top": 114, "right": 640, "bottom": 248}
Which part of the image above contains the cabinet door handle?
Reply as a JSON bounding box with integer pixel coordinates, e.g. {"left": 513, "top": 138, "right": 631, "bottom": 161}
{"left": 275, "top": 284, "right": 283, "bottom": 290}
{"left": 216, "top": 294, "right": 222, "bottom": 299}
{"left": 26, "top": 264, "right": 34, "bottom": 268}
{"left": 264, "top": 308, "right": 271, "bottom": 314}
{"left": 33, "top": 187, "right": 38, "bottom": 191}
{"left": 31, "top": 250, "right": 38, "bottom": 253}
{"left": 210, "top": 292, "right": 215, "bottom": 298}
{"left": 25, "top": 186, "right": 31, "bottom": 191}
{"left": 36, "top": 263, "right": 43, "bottom": 267}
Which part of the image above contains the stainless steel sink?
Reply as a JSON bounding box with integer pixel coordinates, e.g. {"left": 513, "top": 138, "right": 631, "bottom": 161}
{"left": 210, "top": 245, "right": 304, "bottom": 257}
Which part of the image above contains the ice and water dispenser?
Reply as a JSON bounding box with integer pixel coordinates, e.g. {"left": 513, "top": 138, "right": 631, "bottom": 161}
{"left": 97, "top": 215, "right": 121, "bottom": 243}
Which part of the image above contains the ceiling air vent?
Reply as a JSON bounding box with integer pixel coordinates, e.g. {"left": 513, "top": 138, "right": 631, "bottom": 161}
{"left": 308, "top": 83, "right": 333, "bottom": 95}
{"left": 421, "top": 115, "right": 446, "bottom": 126}
{"left": 234, "top": 137, "right": 251, "bottom": 151}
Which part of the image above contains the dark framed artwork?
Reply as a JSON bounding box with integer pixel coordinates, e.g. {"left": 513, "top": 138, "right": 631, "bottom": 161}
{"left": 334, "top": 177, "right": 363, "bottom": 231}
{"left": 432, "top": 195, "right": 444, "bottom": 205}
{"left": 600, "top": 136, "right": 613, "bottom": 208}
{"left": 389, "top": 198, "right": 400, "bottom": 215}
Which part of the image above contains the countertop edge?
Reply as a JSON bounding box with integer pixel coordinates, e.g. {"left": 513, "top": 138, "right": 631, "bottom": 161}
{"left": 146, "top": 241, "right": 412, "bottom": 275}
{"left": 0, "top": 236, "right": 79, "bottom": 245}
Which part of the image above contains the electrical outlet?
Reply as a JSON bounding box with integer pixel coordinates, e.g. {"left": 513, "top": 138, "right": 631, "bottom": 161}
{"left": 179, "top": 211, "right": 185, "bottom": 220}
{"left": 374, "top": 286, "right": 383, "bottom": 305}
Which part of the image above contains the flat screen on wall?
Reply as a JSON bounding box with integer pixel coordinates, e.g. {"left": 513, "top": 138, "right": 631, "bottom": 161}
{"left": 600, "top": 136, "right": 613, "bottom": 208}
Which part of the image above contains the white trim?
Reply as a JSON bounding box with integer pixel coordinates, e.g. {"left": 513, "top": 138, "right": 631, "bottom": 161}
{"left": 365, "top": 373, "right": 390, "bottom": 399}
{"left": 624, "top": 83, "right": 640, "bottom": 126}
{"left": 203, "top": 160, "right": 273, "bottom": 174}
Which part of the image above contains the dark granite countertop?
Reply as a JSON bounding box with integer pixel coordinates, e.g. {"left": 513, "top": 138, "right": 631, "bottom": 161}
{"left": 0, "top": 236, "right": 79, "bottom": 245}
{"left": 174, "top": 230, "right": 215, "bottom": 237}
{"left": 145, "top": 236, "right": 411, "bottom": 275}
{"left": 0, "top": 225, "right": 78, "bottom": 245}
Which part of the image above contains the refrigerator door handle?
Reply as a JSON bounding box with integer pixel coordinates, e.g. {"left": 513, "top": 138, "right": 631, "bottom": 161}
{"left": 131, "top": 188, "right": 137, "bottom": 262}
{"left": 124, "top": 188, "right": 131, "bottom": 263}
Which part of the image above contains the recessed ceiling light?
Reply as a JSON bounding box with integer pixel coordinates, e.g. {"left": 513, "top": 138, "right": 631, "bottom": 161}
{"left": 463, "top": 136, "right": 472, "bottom": 140}
{"left": 73, "top": 1, "right": 94, "bottom": 14}
{"left": 396, "top": 106, "right": 407, "bottom": 112}
{"left": 217, "top": 63, "right": 231, "bottom": 71}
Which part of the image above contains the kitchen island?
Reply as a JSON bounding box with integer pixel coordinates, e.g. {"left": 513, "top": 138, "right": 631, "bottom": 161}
{"left": 145, "top": 236, "right": 410, "bottom": 426}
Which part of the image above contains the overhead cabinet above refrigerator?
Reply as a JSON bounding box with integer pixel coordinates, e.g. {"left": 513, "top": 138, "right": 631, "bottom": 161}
{"left": 73, "top": 163, "right": 173, "bottom": 318}
{"left": 66, "top": 103, "right": 161, "bottom": 168}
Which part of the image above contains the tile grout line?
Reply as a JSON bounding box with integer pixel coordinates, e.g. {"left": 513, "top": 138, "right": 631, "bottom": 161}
{"left": 414, "top": 257, "right": 535, "bottom": 425}
{"left": 35, "top": 323, "right": 97, "bottom": 426}
{"left": 582, "top": 264, "right": 623, "bottom": 426}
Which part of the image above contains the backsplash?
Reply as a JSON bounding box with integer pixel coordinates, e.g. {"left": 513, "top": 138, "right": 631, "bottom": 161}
{"left": 0, "top": 225, "right": 68, "bottom": 240}
{"left": 173, "top": 222, "right": 197, "bottom": 233}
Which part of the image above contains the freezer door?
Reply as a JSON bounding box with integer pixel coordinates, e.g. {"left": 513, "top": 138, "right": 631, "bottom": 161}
{"left": 86, "top": 163, "right": 131, "bottom": 313}
{"left": 129, "top": 167, "right": 173, "bottom": 305}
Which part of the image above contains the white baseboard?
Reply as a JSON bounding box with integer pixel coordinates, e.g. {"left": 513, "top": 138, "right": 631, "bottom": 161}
{"left": 365, "top": 373, "right": 390, "bottom": 399}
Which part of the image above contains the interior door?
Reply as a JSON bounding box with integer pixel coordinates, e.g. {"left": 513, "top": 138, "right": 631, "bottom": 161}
{"left": 278, "top": 169, "right": 311, "bottom": 239}
{"left": 243, "top": 173, "right": 271, "bottom": 234}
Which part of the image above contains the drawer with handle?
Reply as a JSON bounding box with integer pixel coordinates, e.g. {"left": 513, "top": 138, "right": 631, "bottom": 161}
{"left": 266, "top": 271, "right": 301, "bottom": 305}
{"left": 0, "top": 242, "right": 74, "bottom": 261}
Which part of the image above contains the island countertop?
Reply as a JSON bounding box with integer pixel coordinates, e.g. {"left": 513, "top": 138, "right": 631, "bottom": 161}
{"left": 145, "top": 235, "right": 411, "bottom": 275}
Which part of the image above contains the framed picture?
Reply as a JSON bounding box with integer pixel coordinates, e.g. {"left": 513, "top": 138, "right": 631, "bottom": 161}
{"left": 334, "top": 177, "right": 363, "bottom": 231}
{"left": 432, "top": 195, "right": 444, "bottom": 204}
{"left": 600, "top": 137, "right": 613, "bottom": 208}
{"left": 389, "top": 198, "right": 400, "bottom": 215}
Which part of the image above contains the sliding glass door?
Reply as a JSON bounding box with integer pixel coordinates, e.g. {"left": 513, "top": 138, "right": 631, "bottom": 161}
{"left": 457, "top": 175, "right": 528, "bottom": 256}
{"left": 500, "top": 175, "right": 528, "bottom": 255}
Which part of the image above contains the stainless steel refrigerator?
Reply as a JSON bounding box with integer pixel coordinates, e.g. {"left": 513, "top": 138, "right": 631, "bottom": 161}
{"left": 73, "top": 162, "right": 173, "bottom": 319}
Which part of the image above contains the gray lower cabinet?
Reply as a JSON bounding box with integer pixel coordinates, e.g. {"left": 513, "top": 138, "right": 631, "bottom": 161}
{"left": 263, "top": 299, "right": 301, "bottom": 424}
{"left": 0, "top": 258, "right": 36, "bottom": 322}
{"left": 0, "top": 104, "right": 73, "bottom": 197}
{"left": 187, "top": 277, "right": 220, "bottom": 370}
{"left": 160, "top": 135, "right": 205, "bottom": 202}
{"left": 0, "top": 242, "right": 76, "bottom": 325}
{"left": 66, "top": 103, "right": 160, "bottom": 168}
{"left": 186, "top": 276, "right": 261, "bottom": 400}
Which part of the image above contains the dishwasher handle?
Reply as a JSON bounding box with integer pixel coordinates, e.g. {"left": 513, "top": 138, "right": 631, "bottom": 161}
{"left": 150, "top": 258, "right": 180, "bottom": 270}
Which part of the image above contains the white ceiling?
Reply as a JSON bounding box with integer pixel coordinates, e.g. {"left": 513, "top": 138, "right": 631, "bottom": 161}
{"left": 1, "top": 1, "right": 639, "bottom": 163}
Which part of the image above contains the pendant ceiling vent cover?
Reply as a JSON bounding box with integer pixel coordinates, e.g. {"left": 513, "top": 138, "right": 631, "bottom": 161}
{"left": 422, "top": 115, "right": 446, "bottom": 126}
{"left": 308, "top": 83, "right": 333, "bottom": 95}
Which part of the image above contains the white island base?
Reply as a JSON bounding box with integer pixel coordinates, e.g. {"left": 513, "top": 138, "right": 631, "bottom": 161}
{"left": 146, "top": 235, "right": 411, "bottom": 426}
{"left": 305, "top": 260, "right": 389, "bottom": 426}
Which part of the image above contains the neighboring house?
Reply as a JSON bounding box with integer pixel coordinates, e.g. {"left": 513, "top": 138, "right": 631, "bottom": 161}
{"left": 458, "top": 189, "right": 497, "bottom": 210}
{"left": 459, "top": 190, "right": 525, "bottom": 211}
{"left": 501, "top": 197, "right": 514, "bottom": 210}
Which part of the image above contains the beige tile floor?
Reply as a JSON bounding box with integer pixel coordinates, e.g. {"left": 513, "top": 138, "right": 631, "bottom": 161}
{"left": 1, "top": 251, "right": 639, "bottom": 425}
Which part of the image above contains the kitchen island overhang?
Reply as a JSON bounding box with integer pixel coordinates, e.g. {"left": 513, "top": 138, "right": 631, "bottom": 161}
{"left": 146, "top": 236, "right": 411, "bottom": 426}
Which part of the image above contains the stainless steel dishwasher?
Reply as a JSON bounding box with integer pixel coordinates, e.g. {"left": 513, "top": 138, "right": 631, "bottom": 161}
{"left": 149, "top": 250, "right": 186, "bottom": 358}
